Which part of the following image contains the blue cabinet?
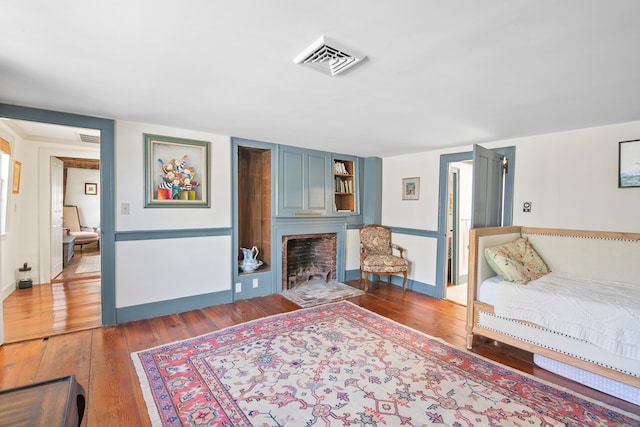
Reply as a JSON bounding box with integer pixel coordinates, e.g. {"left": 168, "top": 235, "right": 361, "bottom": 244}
{"left": 278, "top": 146, "right": 331, "bottom": 216}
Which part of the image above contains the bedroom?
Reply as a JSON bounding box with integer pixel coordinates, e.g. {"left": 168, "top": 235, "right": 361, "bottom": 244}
{"left": 1, "top": 1, "right": 639, "bottom": 423}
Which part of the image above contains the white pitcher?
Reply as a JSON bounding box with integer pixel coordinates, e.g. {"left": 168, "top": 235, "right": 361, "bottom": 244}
{"left": 241, "top": 246, "right": 259, "bottom": 264}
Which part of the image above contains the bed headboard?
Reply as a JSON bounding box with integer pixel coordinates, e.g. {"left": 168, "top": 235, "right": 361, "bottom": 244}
{"left": 521, "top": 227, "right": 640, "bottom": 284}
{"left": 469, "top": 226, "right": 640, "bottom": 295}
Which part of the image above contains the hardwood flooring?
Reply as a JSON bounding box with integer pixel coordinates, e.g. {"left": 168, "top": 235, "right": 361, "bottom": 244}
{"left": 1, "top": 280, "right": 638, "bottom": 426}
{"left": 3, "top": 245, "right": 102, "bottom": 343}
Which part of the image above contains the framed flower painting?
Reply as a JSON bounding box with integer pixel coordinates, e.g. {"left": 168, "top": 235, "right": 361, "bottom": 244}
{"left": 144, "top": 133, "right": 210, "bottom": 207}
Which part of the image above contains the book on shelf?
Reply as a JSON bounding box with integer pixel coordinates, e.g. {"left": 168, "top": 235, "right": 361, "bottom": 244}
{"left": 334, "top": 161, "right": 348, "bottom": 175}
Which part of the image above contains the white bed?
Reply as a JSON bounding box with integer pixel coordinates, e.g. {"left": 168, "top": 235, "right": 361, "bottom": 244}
{"left": 467, "top": 226, "right": 640, "bottom": 405}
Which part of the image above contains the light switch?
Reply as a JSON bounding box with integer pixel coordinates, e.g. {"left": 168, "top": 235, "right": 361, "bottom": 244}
{"left": 121, "top": 203, "right": 130, "bottom": 215}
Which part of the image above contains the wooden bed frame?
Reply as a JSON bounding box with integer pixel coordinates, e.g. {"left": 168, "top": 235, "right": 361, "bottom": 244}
{"left": 466, "top": 226, "right": 640, "bottom": 388}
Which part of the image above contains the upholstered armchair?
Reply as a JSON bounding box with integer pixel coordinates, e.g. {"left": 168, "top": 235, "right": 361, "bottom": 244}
{"left": 359, "top": 224, "right": 409, "bottom": 292}
{"left": 63, "top": 205, "right": 100, "bottom": 250}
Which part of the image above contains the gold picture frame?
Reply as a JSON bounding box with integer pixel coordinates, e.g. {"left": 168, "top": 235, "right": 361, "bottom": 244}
{"left": 12, "top": 160, "right": 21, "bottom": 194}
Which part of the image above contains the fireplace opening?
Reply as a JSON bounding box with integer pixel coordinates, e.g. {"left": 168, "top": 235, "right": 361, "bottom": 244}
{"left": 282, "top": 233, "right": 337, "bottom": 290}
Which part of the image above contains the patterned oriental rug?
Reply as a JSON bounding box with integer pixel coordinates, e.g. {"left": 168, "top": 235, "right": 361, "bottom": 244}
{"left": 132, "top": 301, "right": 639, "bottom": 426}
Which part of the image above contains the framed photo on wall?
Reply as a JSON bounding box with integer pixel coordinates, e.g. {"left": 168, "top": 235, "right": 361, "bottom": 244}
{"left": 619, "top": 139, "right": 640, "bottom": 188}
{"left": 84, "top": 182, "right": 98, "bottom": 195}
{"left": 402, "top": 177, "right": 420, "bottom": 200}
{"left": 12, "top": 160, "right": 21, "bottom": 194}
{"left": 144, "top": 133, "right": 211, "bottom": 207}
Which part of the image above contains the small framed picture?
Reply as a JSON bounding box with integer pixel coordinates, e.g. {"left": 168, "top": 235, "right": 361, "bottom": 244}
{"left": 402, "top": 177, "right": 420, "bottom": 200}
{"left": 12, "top": 160, "right": 21, "bottom": 194}
{"left": 619, "top": 139, "right": 640, "bottom": 188}
{"left": 85, "top": 183, "right": 98, "bottom": 195}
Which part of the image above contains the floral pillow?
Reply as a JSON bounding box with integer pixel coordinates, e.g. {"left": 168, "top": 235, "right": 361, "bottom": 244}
{"left": 484, "top": 237, "right": 550, "bottom": 284}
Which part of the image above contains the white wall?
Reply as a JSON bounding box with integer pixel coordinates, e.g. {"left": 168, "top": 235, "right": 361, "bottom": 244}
{"left": 503, "top": 122, "right": 640, "bottom": 231}
{"left": 65, "top": 167, "right": 100, "bottom": 228}
{"left": 381, "top": 120, "right": 640, "bottom": 288}
{"left": 0, "top": 125, "right": 25, "bottom": 321}
{"left": 114, "top": 121, "right": 232, "bottom": 308}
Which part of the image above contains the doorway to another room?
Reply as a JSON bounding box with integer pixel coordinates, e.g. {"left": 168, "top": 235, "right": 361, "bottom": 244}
{"left": 1, "top": 120, "right": 103, "bottom": 343}
{"left": 439, "top": 145, "right": 515, "bottom": 306}
{"left": 445, "top": 161, "right": 472, "bottom": 306}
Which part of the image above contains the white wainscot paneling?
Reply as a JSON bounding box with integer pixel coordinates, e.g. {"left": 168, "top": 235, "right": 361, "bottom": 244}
{"left": 115, "top": 235, "right": 231, "bottom": 307}
{"left": 345, "top": 229, "right": 361, "bottom": 271}
{"left": 392, "top": 233, "right": 437, "bottom": 287}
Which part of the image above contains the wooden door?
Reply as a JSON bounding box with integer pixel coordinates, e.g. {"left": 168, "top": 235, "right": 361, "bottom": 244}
{"left": 50, "top": 157, "right": 64, "bottom": 279}
{"left": 471, "top": 144, "right": 505, "bottom": 228}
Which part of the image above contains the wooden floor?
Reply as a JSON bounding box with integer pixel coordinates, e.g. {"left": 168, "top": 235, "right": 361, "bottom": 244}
{"left": 1, "top": 280, "right": 638, "bottom": 425}
{"left": 3, "top": 244, "right": 102, "bottom": 343}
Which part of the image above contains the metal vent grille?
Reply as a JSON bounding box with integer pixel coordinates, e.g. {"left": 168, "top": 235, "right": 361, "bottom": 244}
{"left": 293, "top": 36, "right": 366, "bottom": 76}
{"left": 79, "top": 133, "right": 100, "bottom": 144}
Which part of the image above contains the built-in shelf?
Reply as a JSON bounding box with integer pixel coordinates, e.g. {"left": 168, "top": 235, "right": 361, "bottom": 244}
{"left": 333, "top": 158, "right": 355, "bottom": 213}
{"left": 238, "top": 146, "right": 271, "bottom": 274}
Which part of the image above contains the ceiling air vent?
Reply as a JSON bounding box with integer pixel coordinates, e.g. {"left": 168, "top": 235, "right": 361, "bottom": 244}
{"left": 79, "top": 133, "right": 100, "bottom": 144}
{"left": 293, "top": 36, "right": 366, "bottom": 76}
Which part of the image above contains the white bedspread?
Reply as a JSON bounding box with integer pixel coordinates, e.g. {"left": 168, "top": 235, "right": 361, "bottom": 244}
{"left": 494, "top": 272, "right": 640, "bottom": 361}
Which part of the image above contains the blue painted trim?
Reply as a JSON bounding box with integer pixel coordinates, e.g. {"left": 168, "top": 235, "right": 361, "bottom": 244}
{"left": 356, "top": 274, "right": 438, "bottom": 298}
{"left": 363, "top": 157, "right": 382, "bottom": 224}
{"left": 346, "top": 222, "right": 364, "bottom": 230}
{"left": 0, "top": 103, "right": 117, "bottom": 325}
{"left": 345, "top": 269, "right": 361, "bottom": 281}
{"left": 435, "top": 147, "right": 516, "bottom": 299}
{"left": 116, "top": 290, "right": 233, "bottom": 323}
{"left": 436, "top": 152, "right": 473, "bottom": 299}
{"left": 115, "top": 227, "right": 231, "bottom": 241}
{"left": 231, "top": 138, "right": 279, "bottom": 299}
{"left": 494, "top": 146, "right": 516, "bottom": 226}
{"left": 389, "top": 226, "right": 438, "bottom": 238}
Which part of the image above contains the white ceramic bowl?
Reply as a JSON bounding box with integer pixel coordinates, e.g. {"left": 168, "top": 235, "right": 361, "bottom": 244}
{"left": 240, "top": 260, "right": 263, "bottom": 273}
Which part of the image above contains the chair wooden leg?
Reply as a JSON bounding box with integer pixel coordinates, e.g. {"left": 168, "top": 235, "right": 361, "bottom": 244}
{"left": 359, "top": 268, "right": 362, "bottom": 284}
{"left": 387, "top": 274, "right": 391, "bottom": 286}
{"left": 364, "top": 273, "right": 369, "bottom": 292}
{"left": 402, "top": 272, "right": 407, "bottom": 291}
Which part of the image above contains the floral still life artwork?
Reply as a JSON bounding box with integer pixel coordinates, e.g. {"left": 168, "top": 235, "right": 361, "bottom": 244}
{"left": 132, "top": 301, "right": 639, "bottom": 426}
{"left": 144, "top": 134, "right": 210, "bottom": 207}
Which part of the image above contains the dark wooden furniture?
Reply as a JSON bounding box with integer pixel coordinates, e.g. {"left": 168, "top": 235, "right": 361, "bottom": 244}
{"left": 0, "top": 375, "right": 86, "bottom": 427}
{"left": 63, "top": 235, "right": 76, "bottom": 268}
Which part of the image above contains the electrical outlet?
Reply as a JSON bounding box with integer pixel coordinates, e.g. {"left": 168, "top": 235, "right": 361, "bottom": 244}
{"left": 252, "top": 278, "right": 259, "bottom": 288}
{"left": 235, "top": 282, "right": 241, "bottom": 293}
{"left": 523, "top": 201, "right": 532, "bottom": 213}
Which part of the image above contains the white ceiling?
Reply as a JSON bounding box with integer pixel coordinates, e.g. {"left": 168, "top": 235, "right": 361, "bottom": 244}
{"left": 1, "top": 1, "right": 639, "bottom": 157}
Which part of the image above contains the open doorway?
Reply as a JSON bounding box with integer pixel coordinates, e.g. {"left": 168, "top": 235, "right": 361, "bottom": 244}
{"left": 437, "top": 146, "right": 515, "bottom": 303}
{"left": 445, "top": 161, "right": 472, "bottom": 305}
{"left": 1, "top": 119, "right": 102, "bottom": 342}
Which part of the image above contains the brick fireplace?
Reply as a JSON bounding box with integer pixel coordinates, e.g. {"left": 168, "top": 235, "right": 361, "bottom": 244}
{"left": 282, "top": 233, "right": 337, "bottom": 290}
{"left": 274, "top": 217, "right": 346, "bottom": 292}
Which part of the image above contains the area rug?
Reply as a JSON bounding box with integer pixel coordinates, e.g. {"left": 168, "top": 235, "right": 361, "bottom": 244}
{"left": 132, "top": 301, "right": 639, "bottom": 427}
{"left": 281, "top": 279, "right": 364, "bottom": 308}
{"left": 75, "top": 255, "right": 100, "bottom": 274}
